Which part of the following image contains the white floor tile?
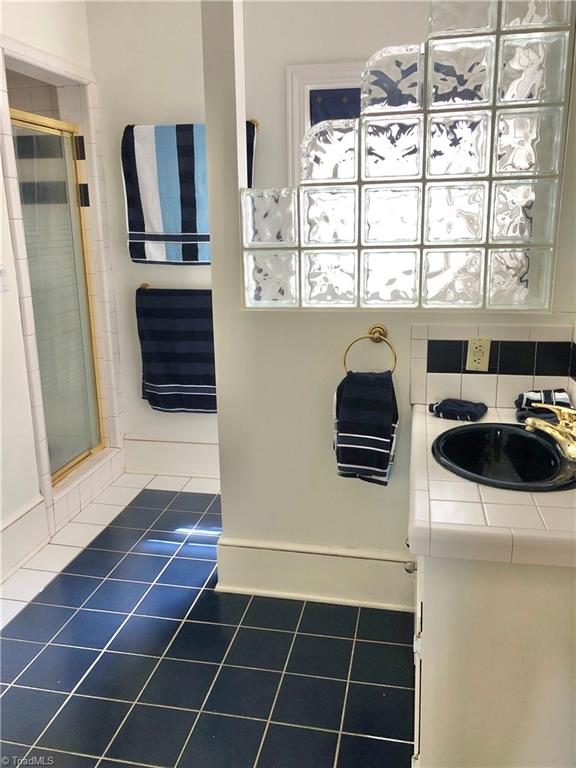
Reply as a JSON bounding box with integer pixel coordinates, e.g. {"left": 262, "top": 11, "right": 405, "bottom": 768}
{"left": 113, "top": 472, "right": 155, "bottom": 489}
{"left": 0, "top": 599, "right": 27, "bottom": 629}
{"left": 73, "top": 503, "right": 124, "bottom": 525}
{"left": 1, "top": 569, "right": 56, "bottom": 601}
{"left": 146, "top": 475, "right": 190, "bottom": 491}
{"left": 22, "top": 544, "right": 82, "bottom": 573}
{"left": 51, "top": 522, "right": 105, "bottom": 547}
{"left": 182, "top": 477, "right": 221, "bottom": 494}
{"left": 93, "top": 486, "right": 140, "bottom": 506}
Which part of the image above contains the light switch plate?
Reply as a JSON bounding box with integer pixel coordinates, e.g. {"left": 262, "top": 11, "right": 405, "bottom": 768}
{"left": 466, "top": 337, "right": 491, "bottom": 372}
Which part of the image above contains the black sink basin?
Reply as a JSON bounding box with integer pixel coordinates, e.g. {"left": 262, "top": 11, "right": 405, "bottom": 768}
{"left": 432, "top": 423, "right": 576, "bottom": 492}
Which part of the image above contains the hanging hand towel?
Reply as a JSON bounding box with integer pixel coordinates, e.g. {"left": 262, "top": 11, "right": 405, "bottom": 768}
{"left": 122, "top": 121, "right": 256, "bottom": 264}
{"left": 429, "top": 398, "right": 487, "bottom": 421}
{"left": 136, "top": 287, "right": 216, "bottom": 412}
{"left": 334, "top": 371, "right": 398, "bottom": 486}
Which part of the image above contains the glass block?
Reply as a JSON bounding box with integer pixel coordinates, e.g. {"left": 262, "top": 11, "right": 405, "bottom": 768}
{"left": 361, "top": 115, "right": 423, "bottom": 180}
{"left": 425, "top": 182, "right": 488, "bottom": 244}
{"left": 490, "top": 179, "right": 558, "bottom": 243}
{"left": 360, "top": 249, "right": 419, "bottom": 307}
{"left": 427, "top": 112, "right": 491, "bottom": 177}
{"left": 361, "top": 44, "right": 424, "bottom": 114}
{"left": 422, "top": 248, "right": 485, "bottom": 307}
{"left": 428, "top": 37, "right": 495, "bottom": 109}
{"left": 300, "top": 119, "right": 358, "bottom": 183}
{"left": 362, "top": 184, "right": 422, "bottom": 246}
{"left": 487, "top": 247, "right": 552, "bottom": 309}
{"left": 430, "top": 1, "right": 498, "bottom": 36}
{"left": 244, "top": 250, "right": 299, "bottom": 308}
{"left": 241, "top": 188, "right": 298, "bottom": 248}
{"left": 502, "top": 0, "right": 572, "bottom": 29}
{"left": 300, "top": 186, "right": 358, "bottom": 246}
{"left": 301, "top": 250, "right": 357, "bottom": 307}
{"left": 494, "top": 107, "right": 563, "bottom": 175}
{"left": 497, "top": 32, "right": 569, "bottom": 105}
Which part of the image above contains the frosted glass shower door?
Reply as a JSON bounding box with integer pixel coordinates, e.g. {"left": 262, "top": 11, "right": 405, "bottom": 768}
{"left": 12, "top": 116, "right": 101, "bottom": 479}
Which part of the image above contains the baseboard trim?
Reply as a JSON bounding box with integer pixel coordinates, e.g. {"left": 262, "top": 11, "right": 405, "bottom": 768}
{"left": 1, "top": 497, "right": 50, "bottom": 580}
{"left": 124, "top": 439, "right": 219, "bottom": 477}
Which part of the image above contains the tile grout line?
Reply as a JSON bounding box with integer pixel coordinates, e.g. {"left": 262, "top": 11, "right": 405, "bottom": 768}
{"left": 331, "top": 605, "right": 361, "bottom": 768}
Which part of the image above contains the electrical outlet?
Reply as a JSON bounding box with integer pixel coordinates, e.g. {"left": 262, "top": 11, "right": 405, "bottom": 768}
{"left": 466, "top": 337, "right": 491, "bottom": 372}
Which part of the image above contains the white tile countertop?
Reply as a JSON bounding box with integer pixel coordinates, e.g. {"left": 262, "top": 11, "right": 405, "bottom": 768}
{"left": 409, "top": 405, "right": 576, "bottom": 567}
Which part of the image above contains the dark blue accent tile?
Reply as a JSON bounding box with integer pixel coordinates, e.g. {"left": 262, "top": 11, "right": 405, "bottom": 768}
{"left": 106, "top": 703, "right": 196, "bottom": 768}
{"left": 52, "top": 610, "right": 125, "bottom": 649}
{"left": 337, "top": 734, "right": 413, "bottom": 768}
{"left": 129, "top": 489, "right": 178, "bottom": 509}
{"left": 63, "top": 549, "right": 124, "bottom": 578}
{"left": 535, "top": 341, "right": 572, "bottom": 376}
{"left": 17, "top": 645, "right": 98, "bottom": 692}
{"left": 357, "top": 608, "right": 413, "bottom": 644}
{"left": 206, "top": 666, "right": 280, "bottom": 719}
{"left": 87, "top": 527, "right": 144, "bottom": 552}
{"left": 179, "top": 713, "right": 265, "bottom": 768}
{"left": 1, "top": 639, "right": 43, "bottom": 683}
{"left": 27, "top": 749, "right": 97, "bottom": 768}
{"left": 273, "top": 674, "right": 345, "bottom": 730}
{"left": 258, "top": 724, "right": 337, "bottom": 768}
{"left": 0, "top": 687, "right": 66, "bottom": 744}
{"left": 141, "top": 658, "right": 217, "bottom": 710}
{"left": 498, "top": 341, "right": 536, "bottom": 375}
{"left": 194, "top": 514, "right": 222, "bottom": 534}
{"left": 178, "top": 542, "right": 217, "bottom": 560}
{"left": 109, "top": 553, "right": 170, "bottom": 582}
{"left": 427, "top": 340, "right": 464, "bottom": 373}
{"left": 1, "top": 604, "right": 75, "bottom": 642}
{"left": 168, "top": 622, "right": 235, "bottom": 663}
{"left": 344, "top": 683, "right": 414, "bottom": 741}
{"left": 158, "top": 559, "right": 213, "bottom": 588}
{"left": 242, "top": 596, "right": 303, "bottom": 631}
{"left": 108, "top": 616, "right": 178, "bottom": 657}
{"left": 135, "top": 585, "right": 199, "bottom": 619}
{"left": 38, "top": 695, "right": 130, "bottom": 757}
{"left": 32, "top": 574, "right": 102, "bottom": 608}
{"left": 187, "top": 591, "right": 249, "bottom": 625}
{"left": 299, "top": 602, "right": 358, "bottom": 639}
{"left": 187, "top": 532, "right": 221, "bottom": 546}
{"left": 224, "top": 628, "right": 292, "bottom": 671}
{"left": 131, "top": 530, "right": 187, "bottom": 556}
{"left": 351, "top": 641, "right": 415, "bottom": 688}
{"left": 208, "top": 496, "right": 221, "bottom": 514}
{"left": 287, "top": 634, "right": 352, "bottom": 679}
{"left": 168, "top": 492, "right": 216, "bottom": 512}
{"left": 77, "top": 652, "right": 157, "bottom": 701}
{"left": 109, "top": 506, "right": 163, "bottom": 529}
{"left": 570, "top": 342, "right": 576, "bottom": 379}
{"left": 151, "top": 510, "right": 202, "bottom": 534}
{"left": 83, "top": 580, "right": 149, "bottom": 613}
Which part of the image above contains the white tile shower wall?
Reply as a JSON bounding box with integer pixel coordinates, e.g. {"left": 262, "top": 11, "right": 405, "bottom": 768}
{"left": 5, "top": 69, "right": 59, "bottom": 117}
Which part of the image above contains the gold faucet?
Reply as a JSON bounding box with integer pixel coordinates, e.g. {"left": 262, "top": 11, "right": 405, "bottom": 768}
{"left": 524, "top": 404, "right": 576, "bottom": 462}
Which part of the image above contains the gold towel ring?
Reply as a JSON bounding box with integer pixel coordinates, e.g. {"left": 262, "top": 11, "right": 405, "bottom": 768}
{"left": 343, "top": 324, "right": 397, "bottom": 374}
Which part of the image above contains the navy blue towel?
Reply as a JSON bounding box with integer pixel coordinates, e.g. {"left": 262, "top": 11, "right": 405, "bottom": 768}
{"left": 334, "top": 371, "right": 398, "bottom": 486}
{"left": 136, "top": 288, "right": 216, "bottom": 412}
{"left": 429, "top": 398, "right": 487, "bottom": 421}
{"left": 514, "top": 388, "right": 571, "bottom": 409}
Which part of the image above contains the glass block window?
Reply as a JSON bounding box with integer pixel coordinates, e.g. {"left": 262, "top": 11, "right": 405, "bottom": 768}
{"left": 241, "top": 0, "right": 573, "bottom": 310}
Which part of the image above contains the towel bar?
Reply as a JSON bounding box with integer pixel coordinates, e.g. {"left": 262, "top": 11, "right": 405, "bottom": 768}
{"left": 343, "top": 324, "right": 397, "bottom": 373}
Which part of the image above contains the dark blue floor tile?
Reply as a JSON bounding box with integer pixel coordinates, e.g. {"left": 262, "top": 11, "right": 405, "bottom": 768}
{"left": 194, "top": 513, "right": 222, "bottom": 534}
{"left": 87, "top": 527, "right": 144, "bottom": 552}
{"left": 151, "top": 510, "right": 202, "bottom": 534}
{"left": 187, "top": 532, "right": 221, "bottom": 546}
{"left": 27, "top": 749, "right": 97, "bottom": 768}
{"left": 336, "top": 734, "right": 413, "bottom": 768}
{"left": 258, "top": 724, "right": 337, "bottom": 768}
{"left": 179, "top": 713, "right": 265, "bottom": 768}
{"left": 287, "top": 634, "right": 352, "bottom": 679}
{"left": 2, "top": 604, "right": 75, "bottom": 642}
{"left": 357, "top": 608, "right": 414, "bottom": 645}
{"left": 109, "top": 553, "right": 170, "bottom": 582}
{"left": 129, "top": 489, "right": 178, "bottom": 509}
{"left": 178, "top": 542, "right": 217, "bottom": 560}
{"left": 299, "top": 602, "right": 358, "bottom": 639}
{"left": 186, "top": 591, "right": 249, "bottom": 625}
{"left": 131, "top": 530, "right": 187, "bottom": 556}
{"left": 106, "top": 703, "right": 196, "bottom": 768}
{"left": 140, "top": 658, "right": 217, "bottom": 710}
{"left": 63, "top": 549, "right": 124, "bottom": 578}
{"left": 168, "top": 622, "right": 235, "bottom": 663}
{"left": 243, "top": 596, "right": 303, "bottom": 631}
{"left": 135, "top": 585, "right": 199, "bottom": 619}
{"left": 52, "top": 610, "right": 125, "bottom": 649}
{"left": 77, "top": 652, "right": 157, "bottom": 701}
{"left": 0, "top": 743, "right": 30, "bottom": 761}
{"left": 272, "top": 674, "right": 345, "bottom": 731}
{"left": 168, "top": 492, "right": 216, "bottom": 513}
{"left": 224, "top": 628, "right": 293, "bottom": 671}
{"left": 32, "top": 574, "right": 102, "bottom": 608}
{"left": 207, "top": 496, "right": 221, "bottom": 514}
{"left": 0, "top": 639, "right": 43, "bottom": 683}
{"left": 344, "top": 683, "right": 414, "bottom": 741}
{"left": 205, "top": 571, "right": 219, "bottom": 589}
{"left": 109, "top": 506, "right": 163, "bottom": 529}
{"left": 205, "top": 666, "right": 280, "bottom": 719}
{"left": 83, "top": 580, "right": 149, "bottom": 613}
{"left": 158, "top": 559, "right": 213, "bottom": 588}
{"left": 17, "top": 645, "right": 98, "bottom": 692}
{"left": 108, "top": 616, "right": 178, "bottom": 657}
{"left": 351, "top": 641, "right": 415, "bottom": 688}
{"left": 38, "top": 695, "right": 130, "bottom": 756}
{"left": 0, "top": 687, "right": 66, "bottom": 744}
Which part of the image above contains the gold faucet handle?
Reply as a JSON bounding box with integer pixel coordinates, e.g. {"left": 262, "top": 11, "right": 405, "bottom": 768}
{"left": 532, "top": 403, "right": 576, "bottom": 424}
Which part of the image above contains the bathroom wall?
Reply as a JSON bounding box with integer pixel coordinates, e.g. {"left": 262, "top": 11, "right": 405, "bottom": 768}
{"left": 5, "top": 70, "right": 59, "bottom": 118}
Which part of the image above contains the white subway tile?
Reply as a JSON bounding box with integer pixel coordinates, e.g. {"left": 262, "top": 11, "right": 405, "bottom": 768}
{"left": 529, "top": 326, "right": 573, "bottom": 342}
{"left": 410, "top": 358, "right": 427, "bottom": 405}
{"left": 496, "top": 375, "right": 534, "bottom": 409}
{"left": 426, "top": 373, "right": 462, "bottom": 403}
{"left": 461, "top": 374, "right": 497, "bottom": 407}
{"left": 411, "top": 324, "right": 428, "bottom": 340}
{"left": 430, "top": 500, "right": 486, "bottom": 525}
{"left": 411, "top": 339, "right": 427, "bottom": 359}
{"left": 429, "top": 481, "right": 481, "bottom": 503}
{"left": 484, "top": 504, "right": 544, "bottom": 529}
{"left": 428, "top": 324, "right": 478, "bottom": 340}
